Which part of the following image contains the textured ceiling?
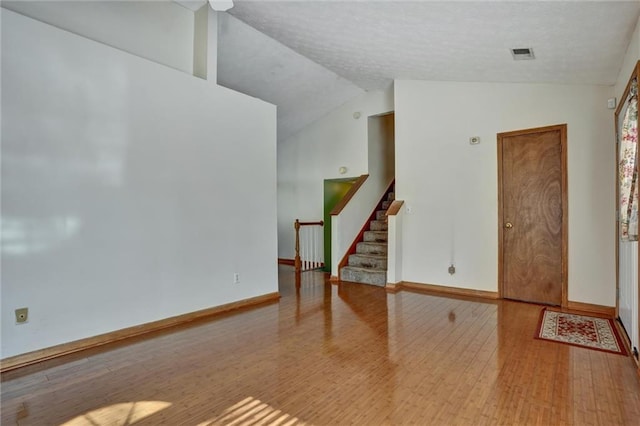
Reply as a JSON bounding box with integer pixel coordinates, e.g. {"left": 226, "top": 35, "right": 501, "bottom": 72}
{"left": 228, "top": 0, "right": 640, "bottom": 90}
{"left": 217, "top": 13, "right": 363, "bottom": 141}
{"left": 178, "top": 0, "right": 640, "bottom": 141}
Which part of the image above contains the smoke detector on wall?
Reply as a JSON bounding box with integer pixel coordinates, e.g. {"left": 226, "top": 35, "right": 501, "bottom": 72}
{"left": 511, "top": 47, "right": 535, "bottom": 60}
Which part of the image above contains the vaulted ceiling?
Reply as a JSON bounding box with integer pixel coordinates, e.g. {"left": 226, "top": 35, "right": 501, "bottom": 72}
{"left": 229, "top": 1, "right": 640, "bottom": 89}
{"left": 179, "top": 1, "right": 640, "bottom": 141}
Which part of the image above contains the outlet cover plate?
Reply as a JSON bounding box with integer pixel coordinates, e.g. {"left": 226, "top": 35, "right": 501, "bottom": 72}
{"left": 15, "top": 307, "right": 28, "bottom": 323}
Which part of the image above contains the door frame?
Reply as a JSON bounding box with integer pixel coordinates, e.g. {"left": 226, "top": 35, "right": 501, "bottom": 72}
{"left": 497, "top": 124, "right": 569, "bottom": 307}
{"left": 614, "top": 60, "right": 640, "bottom": 361}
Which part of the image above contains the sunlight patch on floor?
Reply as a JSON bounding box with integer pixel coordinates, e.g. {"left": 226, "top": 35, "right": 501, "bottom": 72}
{"left": 60, "top": 401, "right": 172, "bottom": 425}
{"left": 198, "top": 396, "right": 309, "bottom": 426}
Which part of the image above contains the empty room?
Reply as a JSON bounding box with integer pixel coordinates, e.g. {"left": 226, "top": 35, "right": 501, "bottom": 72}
{"left": 2, "top": 1, "right": 640, "bottom": 425}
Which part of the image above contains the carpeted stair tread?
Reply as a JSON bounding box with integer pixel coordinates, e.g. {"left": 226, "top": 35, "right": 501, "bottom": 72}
{"left": 363, "top": 231, "right": 388, "bottom": 242}
{"left": 341, "top": 266, "right": 387, "bottom": 287}
{"left": 348, "top": 253, "right": 387, "bottom": 269}
{"left": 356, "top": 241, "right": 388, "bottom": 255}
{"left": 370, "top": 220, "right": 388, "bottom": 231}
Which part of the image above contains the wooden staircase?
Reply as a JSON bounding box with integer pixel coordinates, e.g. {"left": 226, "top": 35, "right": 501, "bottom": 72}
{"left": 340, "top": 188, "right": 394, "bottom": 287}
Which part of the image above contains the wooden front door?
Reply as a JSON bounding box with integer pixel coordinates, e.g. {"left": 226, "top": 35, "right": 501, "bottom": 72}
{"left": 498, "top": 124, "right": 567, "bottom": 306}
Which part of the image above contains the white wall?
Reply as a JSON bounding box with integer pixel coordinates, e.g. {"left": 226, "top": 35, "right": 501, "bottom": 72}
{"left": 387, "top": 206, "right": 404, "bottom": 284}
{"left": 193, "top": 5, "right": 219, "bottom": 82}
{"left": 395, "top": 80, "right": 615, "bottom": 306}
{"left": 193, "top": 4, "right": 210, "bottom": 79}
{"left": 1, "top": 10, "right": 277, "bottom": 358}
{"left": 1, "top": 1, "right": 194, "bottom": 74}
{"left": 368, "top": 113, "right": 395, "bottom": 185}
{"left": 277, "top": 89, "right": 394, "bottom": 259}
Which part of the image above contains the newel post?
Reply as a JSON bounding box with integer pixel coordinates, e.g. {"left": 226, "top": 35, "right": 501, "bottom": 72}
{"left": 294, "top": 219, "right": 302, "bottom": 273}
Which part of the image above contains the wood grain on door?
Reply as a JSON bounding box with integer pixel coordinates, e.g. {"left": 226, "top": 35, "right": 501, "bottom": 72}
{"left": 498, "top": 125, "right": 567, "bottom": 306}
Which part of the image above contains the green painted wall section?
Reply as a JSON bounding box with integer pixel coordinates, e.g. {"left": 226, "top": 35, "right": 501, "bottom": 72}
{"left": 323, "top": 178, "right": 358, "bottom": 272}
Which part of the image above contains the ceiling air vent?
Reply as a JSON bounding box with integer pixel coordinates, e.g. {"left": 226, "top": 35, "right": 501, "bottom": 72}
{"left": 511, "top": 47, "right": 535, "bottom": 60}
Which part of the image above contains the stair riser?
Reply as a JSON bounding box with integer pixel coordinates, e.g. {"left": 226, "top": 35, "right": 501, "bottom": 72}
{"left": 370, "top": 221, "right": 388, "bottom": 231}
{"left": 341, "top": 267, "right": 387, "bottom": 287}
{"left": 387, "top": 192, "right": 395, "bottom": 201}
{"left": 363, "top": 231, "right": 387, "bottom": 242}
{"left": 382, "top": 200, "right": 391, "bottom": 210}
{"left": 356, "top": 242, "right": 388, "bottom": 255}
{"left": 348, "top": 255, "right": 387, "bottom": 269}
{"left": 376, "top": 210, "right": 387, "bottom": 220}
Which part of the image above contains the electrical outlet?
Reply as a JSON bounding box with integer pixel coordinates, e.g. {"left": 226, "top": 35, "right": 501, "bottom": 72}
{"left": 233, "top": 273, "right": 240, "bottom": 284}
{"left": 15, "top": 307, "right": 28, "bottom": 324}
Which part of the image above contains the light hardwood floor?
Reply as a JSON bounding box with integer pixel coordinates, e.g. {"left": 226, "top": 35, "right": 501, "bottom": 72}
{"left": 2, "top": 266, "right": 640, "bottom": 425}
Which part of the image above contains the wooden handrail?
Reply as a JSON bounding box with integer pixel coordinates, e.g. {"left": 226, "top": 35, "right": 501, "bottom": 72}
{"left": 386, "top": 200, "right": 404, "bottom": 216}
{"left": 330, "top": 174, "right": 369, "bottom": 216}
{"left": 294, "top": 219, "right": 324, "bottom": 274}
{"left": 297, "top": 221, "right": 324, "bottom": 226}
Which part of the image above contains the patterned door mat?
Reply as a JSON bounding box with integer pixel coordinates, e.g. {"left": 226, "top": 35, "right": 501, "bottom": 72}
{"left": 535, "top": 308, "right": 628, "bottom": 355}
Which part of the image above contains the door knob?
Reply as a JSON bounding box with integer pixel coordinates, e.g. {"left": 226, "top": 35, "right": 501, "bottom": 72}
{"left": 505, "top": 222, "right": 513, "bottom": 229}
